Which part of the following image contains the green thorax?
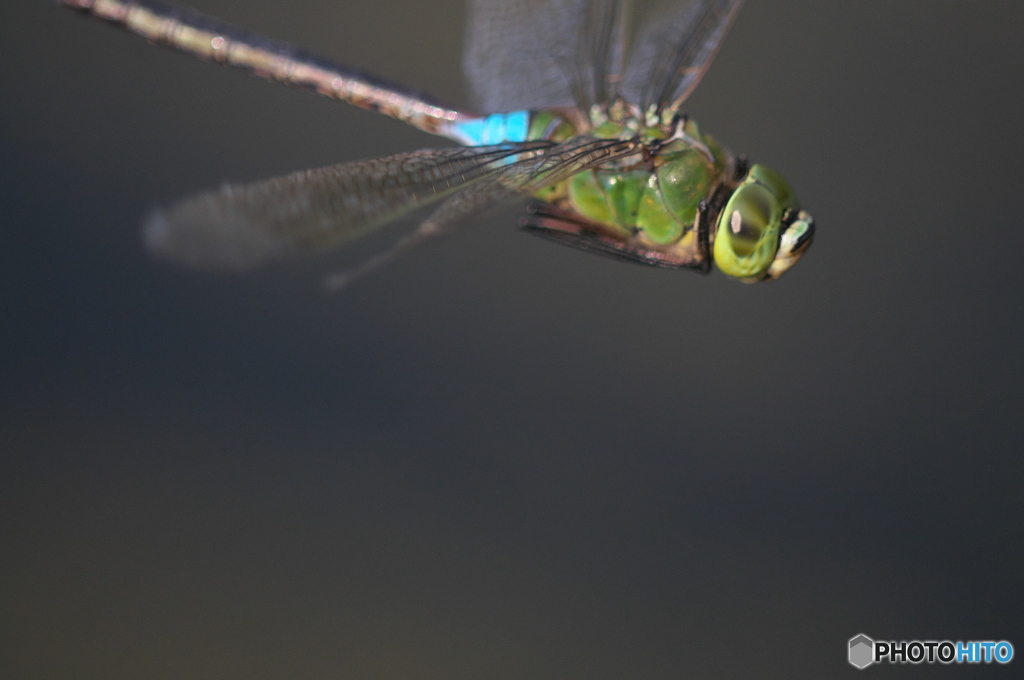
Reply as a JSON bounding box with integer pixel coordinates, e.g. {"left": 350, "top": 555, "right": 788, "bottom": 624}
{"left": 529, "top": 103, "right": 733, "bottom": 250}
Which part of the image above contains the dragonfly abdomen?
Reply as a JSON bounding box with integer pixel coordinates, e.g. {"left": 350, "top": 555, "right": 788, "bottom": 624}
{"left": 444, "top": 109, "right": 578, "bottom": 146}
{"left": 447, "top": 111, "right": 530, "bottom": 145}
{"left": 59, "top": 0, "right": 472, "bottom": 136}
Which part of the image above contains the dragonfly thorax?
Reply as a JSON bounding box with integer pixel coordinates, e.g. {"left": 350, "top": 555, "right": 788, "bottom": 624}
{"left": 538, "top": 110, "right": 730, "bottom": 249}
{"left": 585, "top": 98, "right": 683, "bottom": 144}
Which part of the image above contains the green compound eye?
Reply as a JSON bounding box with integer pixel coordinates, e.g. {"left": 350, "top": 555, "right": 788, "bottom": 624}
{"left": 714, "top": 181, "right": 782, "bottom": 279}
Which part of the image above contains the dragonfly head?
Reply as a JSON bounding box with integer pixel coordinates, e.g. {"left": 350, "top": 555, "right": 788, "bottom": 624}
{"left": 713, "top": 164, "right": 815, "bottom": 282}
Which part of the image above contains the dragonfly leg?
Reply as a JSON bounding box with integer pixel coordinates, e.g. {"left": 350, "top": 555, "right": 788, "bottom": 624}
{"left": 696, "top": 200, "right": 712, "bottom": 273}
{"left": 522, "top": 200, "right": 714, "bottom": 273}
{"left": 520, "top": 200, "right": 624, "bottom": 237}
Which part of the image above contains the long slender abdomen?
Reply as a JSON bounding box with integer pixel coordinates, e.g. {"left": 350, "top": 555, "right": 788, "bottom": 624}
{"left": 59, "top": 0, "right": 476, "bottom": 136}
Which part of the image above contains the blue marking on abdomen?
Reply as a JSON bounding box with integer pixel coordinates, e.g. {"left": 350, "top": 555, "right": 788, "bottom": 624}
{"left": 449, "top": 111, "right": 530, "bottom": 146}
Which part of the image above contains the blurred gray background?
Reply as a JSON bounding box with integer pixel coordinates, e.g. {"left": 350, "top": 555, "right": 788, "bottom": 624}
{"left": 2, "top": 1, "right": 1022, "bottom": 678}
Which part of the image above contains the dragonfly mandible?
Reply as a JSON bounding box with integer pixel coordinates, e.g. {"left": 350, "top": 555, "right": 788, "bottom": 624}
{"left": 60, "top": 0, "right": 814, "bottom": 287}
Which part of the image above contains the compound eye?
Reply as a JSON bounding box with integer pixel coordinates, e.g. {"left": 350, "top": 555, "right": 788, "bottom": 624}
{"left": 714, "top": 183, "right": 781, "bottom": 278}
{"left": 749, "top": 164, "right": 797, "bottom": 212}
{"left": 726, "top": 184, "right": 774, "bottom": 254}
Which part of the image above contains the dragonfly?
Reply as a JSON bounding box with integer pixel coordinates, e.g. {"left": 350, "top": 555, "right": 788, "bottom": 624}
{"left": 60, "top": 0, "right": 814, "bottom": 287}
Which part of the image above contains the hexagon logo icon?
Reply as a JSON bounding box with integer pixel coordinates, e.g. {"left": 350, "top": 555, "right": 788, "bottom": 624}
{"left": 849, "top": 634, "right": 875, "bottom": 669}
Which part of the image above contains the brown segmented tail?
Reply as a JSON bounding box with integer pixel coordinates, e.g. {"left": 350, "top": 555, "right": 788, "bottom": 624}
{"left": 58, "top": 0, "right": 478, "bottom": 136}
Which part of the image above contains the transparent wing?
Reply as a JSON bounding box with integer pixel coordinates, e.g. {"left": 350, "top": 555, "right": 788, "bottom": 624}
{"left": 142, "top": 137, "right": 637, "bottom": 272}
{"left": 420, "top": 134, "right": 638, "bottom": 232}
{"left": 463, "top": 0, "right": 584, "bottom": 113}
{"left": 143, "top": 142, "right": 551, "bottom": 270}
{"left": 620, "top": 0, "right": 743, "bottom": 113}
{"left": 323, "top": 135, "right": 639, "bottom": 289}
{"left": 464, "top": 0, "right": 633, "bottom": 113}
{"left": 464, "top": 0, "right": 740, "bottom": 115}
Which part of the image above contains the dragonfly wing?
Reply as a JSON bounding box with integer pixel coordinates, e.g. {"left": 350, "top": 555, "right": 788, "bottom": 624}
{"left": 464, "top": 1, "right": 739, "bottom": 114}
{"left": 142, "top": 142, "right": 550, "bottom": 271}
{"left": 464, "top": 0, "right": 635, "bottom": 112}
{"left": 620, "top": 0, "right": 743, "bottom": 113}
{"left": 420, "top": 135, "right": 639, "bottom": 233}
{"left": 464, "top": 0, "right": 583, "bottom": 113}
{"left": 579, "top": 1, "right": 632, "bottom": 108}
{"left": 321, "top": 136, "right": 639, "bottom": 289}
